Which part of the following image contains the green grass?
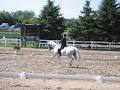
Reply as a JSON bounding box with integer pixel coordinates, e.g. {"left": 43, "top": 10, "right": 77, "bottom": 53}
{"left": 0, "top": 43, "right": 20, "bottom": 47}
{"left": 0, "top": 31, "right": 21, "bottom": 38}
{"left": 0, "top": 31, "right": 21, "bottom": 48}
{"left": 26, "top": 43, "right": 36, "bottom": 48}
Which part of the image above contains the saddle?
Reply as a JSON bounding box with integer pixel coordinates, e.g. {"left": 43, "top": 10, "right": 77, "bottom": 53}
{"left": 58, "top": 47, "right": 66, "bottom": 56}
{"left": 58, "top": 44, "right": 67, "bottom": 56}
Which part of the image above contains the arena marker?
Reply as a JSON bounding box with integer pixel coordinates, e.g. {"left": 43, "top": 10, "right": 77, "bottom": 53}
{"left": 96, "top": 76, "right": 103, "bottom": 85}
{"left": 20, "top": 72, "right": 27, "bottom": 79}
{"left": 114, "top": 56, "right": 118, "bottom": 59}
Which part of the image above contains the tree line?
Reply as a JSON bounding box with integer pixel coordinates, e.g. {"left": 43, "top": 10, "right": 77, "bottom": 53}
{"left": 0, "top": 0, "right": 120, "bottom": 41}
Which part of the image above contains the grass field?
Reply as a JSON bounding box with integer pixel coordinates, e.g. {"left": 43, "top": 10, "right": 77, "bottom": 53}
{"left": 0, "top": 31, "right": 21, "bottom": 38}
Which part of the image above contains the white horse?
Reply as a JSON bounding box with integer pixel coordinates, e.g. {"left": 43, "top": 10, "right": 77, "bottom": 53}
{"left": 47, "top": 41, "right": 80, "bottom": 66}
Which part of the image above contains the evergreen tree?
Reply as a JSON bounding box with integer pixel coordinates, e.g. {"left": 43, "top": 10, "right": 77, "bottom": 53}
{"left": 76, "top": 0, "right": 99, "bottom": 40}
{"left": 39, "top": 0, "right": 65, "bottom": 39}
{"left": 64, "top": 18, "right": 78, "bottom": 39}
{"left": 98, "top": 0, "right": 120, "bottom": 41}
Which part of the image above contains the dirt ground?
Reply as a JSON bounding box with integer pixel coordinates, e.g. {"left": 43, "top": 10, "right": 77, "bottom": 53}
{"left": 0, "top": 47, "right": 120, "bottom": 76}
{"left": 0, "top": 47, "right": 120, "bottom": 90}
{"left": 0, "top": 77, "right": 120, "bottom": 90}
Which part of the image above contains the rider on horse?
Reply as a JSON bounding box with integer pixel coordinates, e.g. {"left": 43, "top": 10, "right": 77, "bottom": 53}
{"left": 58, "top": 34, "right": 67, "bottom": 56}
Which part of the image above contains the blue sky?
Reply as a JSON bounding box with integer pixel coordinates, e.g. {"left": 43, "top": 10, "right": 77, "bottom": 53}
{"left": 0, "top": 0, "right": 119, "bottom": 18}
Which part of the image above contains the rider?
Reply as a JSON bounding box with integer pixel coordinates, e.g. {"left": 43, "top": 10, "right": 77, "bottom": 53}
{"left": 58, "top": 34, "right": 67, "bottom": 56}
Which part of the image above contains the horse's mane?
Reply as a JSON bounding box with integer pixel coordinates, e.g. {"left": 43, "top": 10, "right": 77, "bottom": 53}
{"left": 48, "top": 41, "right": 57, "bottom": 45}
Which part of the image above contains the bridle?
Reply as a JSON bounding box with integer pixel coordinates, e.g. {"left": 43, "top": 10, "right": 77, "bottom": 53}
{"left": 48, "top": 44, "right": 53, "bottom": 50}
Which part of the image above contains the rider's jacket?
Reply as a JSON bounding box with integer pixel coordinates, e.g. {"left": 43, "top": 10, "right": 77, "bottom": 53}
{"left": 60, "top": 37, "right": 67, "bottom": 49}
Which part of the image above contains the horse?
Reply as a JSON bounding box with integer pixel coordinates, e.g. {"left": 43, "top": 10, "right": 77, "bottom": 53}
{"left": 47, "top": 41, "right": 80, "bottom": 67}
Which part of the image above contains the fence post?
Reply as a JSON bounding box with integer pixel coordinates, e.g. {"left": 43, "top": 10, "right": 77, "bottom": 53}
{"left": 19, "top": 39, "right": 22, "bottom": 47}
{"left": 39, "top": 41, "right": 40, "bottom": 48}
{"left": 5, "top": 38, "right": 7, "bottom": 47}
{"left": 96, "top": 76, "right": 103, "bottom": 84}
{"left": 109, "top": 42, "right": 111, "bottom": 50}
{"left": 3, "top": 35, "right": 6, "bottom": 47}
{"left": 73, "top": 40, "right": 75, "bottom": 47}
{"left": 91, "top": 41, "right": 93, "bottom": 49}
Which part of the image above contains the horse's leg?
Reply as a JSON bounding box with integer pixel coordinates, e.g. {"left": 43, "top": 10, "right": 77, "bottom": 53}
{"left": 57, "top": 54, "right": 62, "bottom": 65}
{"left": 73, "top": 51, "right": 79, "bottom": 67}
{"left": 73, "top": 51, "right": 77, "bottom": 60}
{"left": 68, "top": 55, "right": 74, "bottom": 66}
{"left": 48, "top": 54, "right": 56, "bottom": 64}
{"left": 70, "top": 60, "right": 73, "bottom": 66}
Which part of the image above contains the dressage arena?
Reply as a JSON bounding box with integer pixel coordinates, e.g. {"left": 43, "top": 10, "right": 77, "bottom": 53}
{"left": 0, "top": 47, "right": 120, "bottom": 90}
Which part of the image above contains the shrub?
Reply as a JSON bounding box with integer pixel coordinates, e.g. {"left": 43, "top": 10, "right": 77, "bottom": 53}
{"left": 13, "top": 46, "right": 20, "bottom": 50}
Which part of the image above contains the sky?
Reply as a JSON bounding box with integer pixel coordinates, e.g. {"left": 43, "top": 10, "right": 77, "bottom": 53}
{"left": 0, "top": 0, "right": 119, "bottom": 19}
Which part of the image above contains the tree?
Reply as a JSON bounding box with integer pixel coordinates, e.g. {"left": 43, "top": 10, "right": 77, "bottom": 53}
{"left": 98, "top": 0, "right": 120, "bottom": 41}
{"left": 0, "top": 11, "right": 15, "bottom": 25}
{"left": 12, "top": 10, "right": 35, "bottom": 24}
{"left": 38, "top": 0, "right": 65, "bottom": 39}
{"left": 29, "top": 17, "right": 39, "bottom": 24}
{"left": 75, "top": 0, "right": 99, "bottom": 40}
{"left": 64, "top": 18, "right": 78, "bottom": 39}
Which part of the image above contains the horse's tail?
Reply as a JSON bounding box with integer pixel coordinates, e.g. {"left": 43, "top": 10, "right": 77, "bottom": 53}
{"left": 75, "top": 48, "right": 80, "bottom": 61}
{"left": 74, "top": 48, "right": 80, "bottom": 67}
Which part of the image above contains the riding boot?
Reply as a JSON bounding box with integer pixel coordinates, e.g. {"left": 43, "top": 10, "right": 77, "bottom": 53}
{"left": 58, "top": 49, "right": 61, "bottom": 56}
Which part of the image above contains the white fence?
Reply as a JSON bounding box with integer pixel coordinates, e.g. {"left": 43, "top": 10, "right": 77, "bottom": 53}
{"left": 0, "top": 38, "right": 21, "bottom": 47}
{"left": 0, "top": 38, "right": 120, "bottom": 50}
{"left": 39, "top": 39, "right": 120, "bottom": 50}
{"left": 0, "top": 72, "right": 120, "bottom": 82}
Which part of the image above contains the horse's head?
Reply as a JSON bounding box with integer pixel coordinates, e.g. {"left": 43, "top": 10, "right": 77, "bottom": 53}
{"left": 47, "top": 41, "right": 56, "bottom": 51}
{"left": 48, "top": 43, "right": 53, "bottom": 51}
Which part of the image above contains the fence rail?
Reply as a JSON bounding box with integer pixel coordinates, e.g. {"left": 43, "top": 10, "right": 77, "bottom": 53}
{"left": 0, "top": 38, "right": 120, "bottom": 50}
{"left": 39, "top": 39, "right": 120, "bottom": 50}
{"left": 0, "top": 72, "right": 120, "bottom": 83}
{"left": 0, "top": 38, "right": 21, "bottom": 47}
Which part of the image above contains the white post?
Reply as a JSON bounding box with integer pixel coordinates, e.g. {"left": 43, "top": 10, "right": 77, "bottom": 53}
{"left": 91, "top": 41, "right": 93, "bottom": 49}
{"left": 20, "top": 72, "right": 27, "bottom": 79}
{"left": 96, "top": 76, "right": 103, "bottom": 85}
{"left": 109, "top": 43, "right": 111, "bottom": 50}
{"left": 114, "top": 56, "right": 118, "bottom": 59}
{"left": 19, "top": 39, "right": 22, "bottom": 47}
{"left": 73, "top": 40, "right": 75, "bottom": 47}
{"left": 3, "top": 35, "right": 6, "bottom": 47}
